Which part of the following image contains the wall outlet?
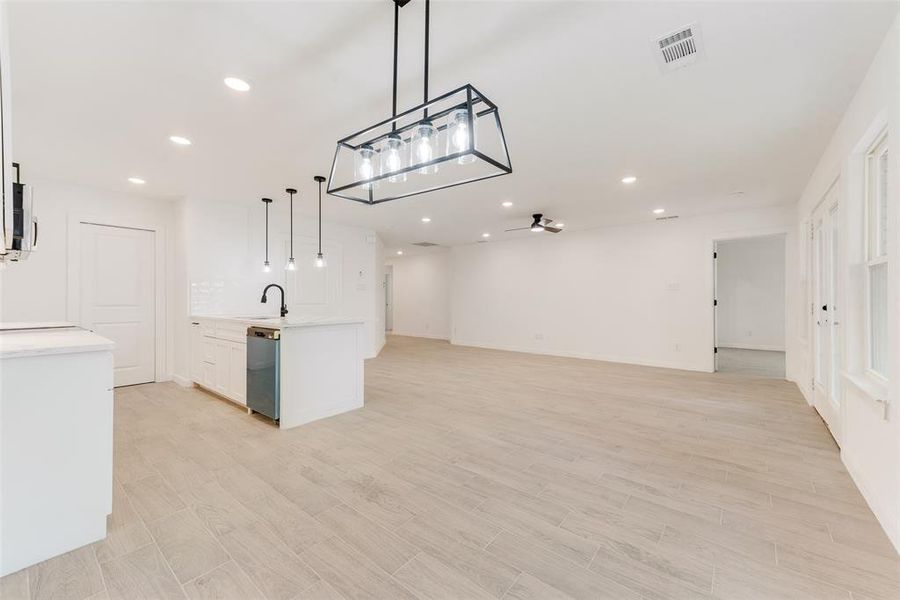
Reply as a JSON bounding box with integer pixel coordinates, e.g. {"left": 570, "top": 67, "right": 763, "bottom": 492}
{"left": 534, "top": 332, "right": 544, "bottom": 340}
{"left": 746, "top": 330, "right": 753, "bottom": 337}
{"left": 674, "top": 343, "right": 681, "bottom": 352}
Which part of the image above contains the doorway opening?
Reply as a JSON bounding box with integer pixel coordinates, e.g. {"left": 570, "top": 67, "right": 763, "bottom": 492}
{"left": 714, "top": 234, "right": 787, "bottom": 378}
{"left": 384, "top": 265, "right": 394, "bottom": 333}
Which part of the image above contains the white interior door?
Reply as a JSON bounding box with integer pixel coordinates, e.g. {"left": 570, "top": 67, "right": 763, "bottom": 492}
{"left": 80, "top": 223, "right": 155, "bottom": 387}
{"left": 811, "top": 184, "right": 841, "bottom": 444}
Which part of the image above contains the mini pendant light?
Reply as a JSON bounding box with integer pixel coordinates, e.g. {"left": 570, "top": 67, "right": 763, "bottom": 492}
{"left": 285, "top": 187, "right": 297, "bottom": 271}
{"left": 314, "top": 175, "right": 326, "bottom": 268}
{"left": 261, "top": 197, "right": 273, "bottom": 273}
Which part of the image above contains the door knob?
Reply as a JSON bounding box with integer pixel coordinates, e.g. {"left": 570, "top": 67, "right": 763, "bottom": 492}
{"left": 822, "top": 304, "right": 828, "bottom": 311}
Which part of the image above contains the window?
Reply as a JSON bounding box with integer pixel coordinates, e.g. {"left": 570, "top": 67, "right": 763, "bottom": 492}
{"left": 866, "top": 132, "right": 888, "bottom": 379}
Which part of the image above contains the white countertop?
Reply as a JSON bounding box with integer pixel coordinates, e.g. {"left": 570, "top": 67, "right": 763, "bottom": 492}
{"left": 0, "top": 325, "right": 114, "bottom": 359}
{"left": 1, "top": 321, "right": 75, "bottom": 331}
{"left": 192, "top": 315, "right": 365, "bottom": 329}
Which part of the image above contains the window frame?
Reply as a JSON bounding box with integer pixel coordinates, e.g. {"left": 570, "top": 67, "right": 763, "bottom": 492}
{"left": 864, "top": 130, "right": 889, "bottom": 382}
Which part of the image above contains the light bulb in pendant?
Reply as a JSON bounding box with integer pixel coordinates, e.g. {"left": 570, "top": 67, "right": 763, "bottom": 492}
{"left": 446, "top": 108, "right": 475, "bottom": 164}
{"left": 286, "top": 257, "right": 296, "bottom": 271}
{"left": 314, "top": 252, "right": 326, "bottom": 269}
{"left": 381, "top": 133, "right": 407, "bottom": 183}
{"left": 412, "top": 120, "right": 438, "bottom": 174}
{"left": 355, "top": 144, "right": 378, "bottom": 189}
{"left": 263, "top": 260, "right": 271, "bottom": 273}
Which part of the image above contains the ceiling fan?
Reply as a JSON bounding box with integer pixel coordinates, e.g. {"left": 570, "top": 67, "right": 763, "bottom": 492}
{"left": 505, "top": 213, "right": 563, "bottom": 234}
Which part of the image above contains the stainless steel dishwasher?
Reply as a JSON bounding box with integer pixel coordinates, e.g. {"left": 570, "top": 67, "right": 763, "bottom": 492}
{"left": 246, "top": 326, "right": 280, "bottom": 423}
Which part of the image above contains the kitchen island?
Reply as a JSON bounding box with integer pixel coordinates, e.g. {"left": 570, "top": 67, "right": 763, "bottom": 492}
{"left": 0, "top": 323, "right": 114, "bottom": 576}
{"left": 189, "top": 316, "right": 364, "bottom": 428}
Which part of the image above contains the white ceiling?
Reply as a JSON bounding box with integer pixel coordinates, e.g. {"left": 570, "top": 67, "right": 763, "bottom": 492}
{"left": 9, "top": 1, "right": 898, "bottom": 252}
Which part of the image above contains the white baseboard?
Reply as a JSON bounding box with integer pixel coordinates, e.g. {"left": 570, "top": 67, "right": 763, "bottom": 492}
{"left": 171, "top": 374, "right": 192, "bottom": 388}
{"left": 389, "top": 331, "right": 450, "bottom": 341}
{"left": 718, "top": 343, "right": 786, "bottom": 352}
{"left": 369, "top": 338, "right": 386, "bottom": 359}
{"left": 842, "top": 453, "right": 900, "bottom": 554}
{"left": 450, "top": 338, "right": 707, "bottom": 373}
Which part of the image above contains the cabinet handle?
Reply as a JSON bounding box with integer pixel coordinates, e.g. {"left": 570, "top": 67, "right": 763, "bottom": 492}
{"left": 191, "top": 322, "right": 200, "bottom": 325}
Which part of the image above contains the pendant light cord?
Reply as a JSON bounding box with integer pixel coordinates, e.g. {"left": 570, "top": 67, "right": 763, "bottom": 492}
{"left": 264, "top": 201, "right": 269, "bottom": 262}
{"left": 289, "top": 190, "right": 294, "bottom": 259}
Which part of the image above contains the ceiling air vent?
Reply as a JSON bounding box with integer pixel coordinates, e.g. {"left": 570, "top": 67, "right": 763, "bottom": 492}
{"left": 653, "top": 23, "right": 704, "bottom": 72}
{"left": 411, "top": 241, "right": 440, "bottom": 247}
{"left": 656, "top": 215, "right": 680, "bottom": 221}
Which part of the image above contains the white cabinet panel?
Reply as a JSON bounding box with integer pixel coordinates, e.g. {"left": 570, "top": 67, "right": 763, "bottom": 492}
{"left": 201, "top": 362, "right": 215, "bottom": 390}
{"left": 228, "top": 342, "right": 247, "bottom": 404}
{"left": 190, "top": 323, "right": 204, "bottom": 382}
{"left": 214, "top": 341, "right": 229, "bottom": 396}
{"left": 191, "top": 318, "right": 247, "bottom": 406}
{"left": 201, "top": 337, "right": 216, "bottom": 364}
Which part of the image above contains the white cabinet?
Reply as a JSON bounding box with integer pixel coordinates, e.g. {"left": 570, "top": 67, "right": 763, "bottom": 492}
{"left": 228, "top": 343, "right": 247, "bottom": 404}
{"left": 189, "top": 319, "right": 247, "bottom": 406}
{"left": 190, "top": 323, "right": 203, "bottom": 382}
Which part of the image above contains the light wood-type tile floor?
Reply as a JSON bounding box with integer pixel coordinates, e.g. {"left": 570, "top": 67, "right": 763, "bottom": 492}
{"left": 716, "top": 348, "right": 786, "bottom": 379}
{"left": 2, "top": 335, "right": 898, "bottom": 600}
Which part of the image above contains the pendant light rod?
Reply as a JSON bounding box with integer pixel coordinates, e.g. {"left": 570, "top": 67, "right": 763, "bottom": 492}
{"left": 261, "top": 197, "right": 273, "bottom": 266}
{"left": 423, "top": 0, "right": 430, "bottom": 118}
{"left": 285, "top": 188, "right": 297, "bottom": 260}
{"left": 314, "top": 176, "right": 326, "bottom": 255}
{"left": 392, "top": 0, "right": 399, "bottom": 128}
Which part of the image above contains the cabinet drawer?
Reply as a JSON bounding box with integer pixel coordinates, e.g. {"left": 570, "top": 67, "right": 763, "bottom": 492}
{"left": 215, "top": 322, "right": 248, "bottom": 343}
{"left": 199, "top": 322, "right": 216, "bottom": 337}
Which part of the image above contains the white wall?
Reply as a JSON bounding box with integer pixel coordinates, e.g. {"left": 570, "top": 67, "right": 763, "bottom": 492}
{"left": 385, "top": 251, "right": 452, "bottom": 340}
{"left": 178, "top": 194, "right": 384, "bottom": 371}
{"left": 0, "top": 179, "right": 385, "bottom": 388}
{"left": 0, "top": 178, "right": 177, "bottom": 378}
{"left": 795, "top": 15, "right": 900, "bottom": 551}
{"left": 450, "top": 205, "right": 798, "bottom": 374}
{"left": 716, "top": 235, "right": 786, "bottom": 351}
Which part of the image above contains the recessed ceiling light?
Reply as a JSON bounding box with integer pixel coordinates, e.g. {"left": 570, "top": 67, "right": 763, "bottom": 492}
{"left": 396, "top": 250, "right": 404, "bottom": 255}
{"left": 501, "top": 201, "right": 513, "bottom": 208}
{"left": 421, "top": 217, "right": 431, "bottom": 223}
{"left": 127, "top": 177, "right": 146, "bottom": 185}
{"left": 169, "top": 135, "right": 191, "bottom": 146}
{"left": 621, "top": 175, "right": 638, "bottom": 184}
{"left": 482, "top": 232, "right": 491, "bottom": 238}
{"left": 653, "top": 208, "right": 665, "bottom": 214}
{"left": 224, "top": 77, "right": 251, "bottom": 92}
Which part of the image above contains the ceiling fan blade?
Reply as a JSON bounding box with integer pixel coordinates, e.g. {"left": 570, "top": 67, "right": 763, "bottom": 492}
{"left": 543, "top": 226, "right": 562, "bottom": 233}
{"left": 541, "top": 218, "right": 554, "bottom": 225}
{"left": 505, "top": 226, "right": 531, "bottom": 232}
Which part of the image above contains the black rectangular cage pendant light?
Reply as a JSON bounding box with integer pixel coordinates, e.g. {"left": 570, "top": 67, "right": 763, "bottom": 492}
{"left": 327, "top": 0, "right": 512, "bottom": 205}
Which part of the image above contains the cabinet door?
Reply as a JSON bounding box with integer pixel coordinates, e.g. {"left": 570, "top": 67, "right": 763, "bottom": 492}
{"left": 201, "top": 336, "right": 216, "bottom": 364}
{"left": 228, "top": 342, "right": 247, "bottom": 404}
{"left": 190, "top": 323, "right": 204, "bottom": 382}
{"left": 202, "top": 361, "right": 215, "bottom": 389}
{"left": 213, "top": 341, "right": 229, "bottom": 396}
